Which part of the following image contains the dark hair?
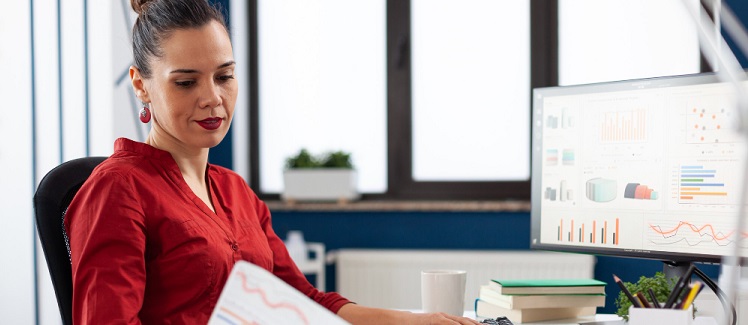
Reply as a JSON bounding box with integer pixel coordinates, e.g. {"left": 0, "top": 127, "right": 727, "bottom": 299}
{"left": 130, "top": 0, "right": 228, "bottom": 78}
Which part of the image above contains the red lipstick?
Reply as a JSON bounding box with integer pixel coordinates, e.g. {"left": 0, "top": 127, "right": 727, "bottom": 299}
{"left": 196, "top": 117, "right": 222, "bottom": 130}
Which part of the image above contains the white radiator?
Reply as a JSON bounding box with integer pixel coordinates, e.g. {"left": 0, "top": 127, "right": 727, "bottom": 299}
{"left": 333, "top": 250, "right": 596, "bottom": 311}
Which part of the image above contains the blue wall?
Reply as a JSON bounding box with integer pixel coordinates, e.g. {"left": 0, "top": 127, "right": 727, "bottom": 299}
{"left": 207, "top": 0, "right": 233, "bottom": 169}
{"left": 270, "top": 210, "right": 719, "bottom": 314}
{"left": 725, "top": 0, "right": 748, "bottom": 68}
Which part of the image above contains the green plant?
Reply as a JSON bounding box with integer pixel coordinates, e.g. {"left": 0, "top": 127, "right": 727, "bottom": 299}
{"left": 285, "top": 149, "right": 320, "bottom": 168}
{"left": 615, "top": 272, "right": 675, "bottom": 321}
{"left": 321, "top": 151, "right": 353, "bottom": 169}
{"left": 285, "top": 149, "right": 354, "bottom": 169}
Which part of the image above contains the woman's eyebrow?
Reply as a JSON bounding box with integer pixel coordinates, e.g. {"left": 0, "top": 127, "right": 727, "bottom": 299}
{"left": 170, "top": 68, "right": 198, "bottom": 74}
{"left": 170, "top": 61, "right": 235, "bottom": 74}
{"left": 218, "top": 61, "right": 236, "bottom": 69}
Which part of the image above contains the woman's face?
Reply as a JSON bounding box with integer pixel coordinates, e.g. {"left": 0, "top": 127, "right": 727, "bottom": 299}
{"left": 133, "top": 20, "right": 237, "bottom": 152}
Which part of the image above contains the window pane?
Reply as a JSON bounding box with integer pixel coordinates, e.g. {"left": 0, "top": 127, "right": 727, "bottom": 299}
{"left": 258, "top": 0, "right": 387, "bottom": 193}
{"left": 411, "top": 0, "right": 531, "bottom": 181}
{"left": 559, "top": 0, "right": 700, "bottom": 86}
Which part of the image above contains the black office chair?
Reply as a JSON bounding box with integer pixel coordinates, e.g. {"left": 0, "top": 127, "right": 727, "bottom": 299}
{"left": 33, "top": 156, "right": 107, "bottom": 325}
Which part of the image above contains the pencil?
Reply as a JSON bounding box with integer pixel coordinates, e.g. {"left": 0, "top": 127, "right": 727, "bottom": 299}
{"left": 681, "top": 281, "right": 702, "bottom": 310}
{"left": 613, "top": 274, "right": 642, "bottom": 308}
{"left": 636, "top": 292, "right": 652, "bottom": 308}
{"left": 664, "top": 265, "right": 696, "bottom": 308}
{"left": 647, "top": 288, "right": 661, "bottom": 308}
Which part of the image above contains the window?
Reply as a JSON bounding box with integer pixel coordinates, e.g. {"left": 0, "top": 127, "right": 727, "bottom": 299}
{"left": 255, "top": 0, "right": 387, "bottom": 194}
{"left": 410, "top": 0, "right": 530, "bottom": 182}
{"left": 250, "top": 0, "right": 551, "bottom": 200}
{"left": 248, "top": 0, "right": 703, "bottom": 200}
{"left": 558, "top": 0, "right": 701, "bottom": 85}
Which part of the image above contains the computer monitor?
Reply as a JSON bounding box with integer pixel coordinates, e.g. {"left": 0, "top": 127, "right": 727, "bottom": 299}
{"left": 530, "top": 72, "right": 748, "bottom": 276}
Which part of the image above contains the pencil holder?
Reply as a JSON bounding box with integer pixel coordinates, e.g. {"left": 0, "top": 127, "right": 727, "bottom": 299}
{"left": 628, "top": 306, "right": 693, "bottom": 325}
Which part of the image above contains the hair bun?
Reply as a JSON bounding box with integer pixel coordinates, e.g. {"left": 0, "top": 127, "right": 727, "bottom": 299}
{"left": 131, "top": 0, "right": 154, "bottom": 15}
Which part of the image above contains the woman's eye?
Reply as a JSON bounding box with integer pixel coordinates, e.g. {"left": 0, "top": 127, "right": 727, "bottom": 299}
{"left": 175, "top": 80, "right": 195, "bottom": 88}
{"left": 218, "top": 75, "right": 235, "bottom": 82}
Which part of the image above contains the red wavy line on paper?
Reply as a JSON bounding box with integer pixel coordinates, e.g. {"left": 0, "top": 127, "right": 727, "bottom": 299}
{"left": 237, "top": 271, "right": 310, "bottom": 325}
{"left": 648, "top": 221, "right": 738, "bottom": 241}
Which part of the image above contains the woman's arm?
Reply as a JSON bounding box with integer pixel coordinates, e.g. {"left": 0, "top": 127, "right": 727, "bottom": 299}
{"left": 337, "top": 303, "right": 481, "bottom": 325}
{"left": 66, "top": 171, "right": 147, "bottom": 324}
{"left": 246, "top": 188, "right": 351, "bottom": 310}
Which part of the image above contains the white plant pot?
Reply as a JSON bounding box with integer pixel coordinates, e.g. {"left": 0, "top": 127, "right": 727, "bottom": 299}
{"left": 282, "top": 169, "right": 360, "bottom": 202}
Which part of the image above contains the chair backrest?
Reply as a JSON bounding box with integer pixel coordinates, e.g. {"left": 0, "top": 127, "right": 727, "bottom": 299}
{"left": 33, "top": 156, "right": 107, "bottom": 325}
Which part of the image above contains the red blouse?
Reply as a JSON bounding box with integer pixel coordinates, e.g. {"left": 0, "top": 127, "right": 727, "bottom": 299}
{"left": 64, "top": 138, "right": 350, "bottom": 324}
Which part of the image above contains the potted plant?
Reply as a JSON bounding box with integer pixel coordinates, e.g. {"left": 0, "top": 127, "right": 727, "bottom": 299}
{"left": 281, "top": 149, "right": 360, "bottom": 203}
{"left": 615, "top": 272, "right": 680, "bottom": 321}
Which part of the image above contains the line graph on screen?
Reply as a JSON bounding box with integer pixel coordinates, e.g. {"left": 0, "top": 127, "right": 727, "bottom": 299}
{"left": 646, "top": 220, "right": 748, "bottom": 253}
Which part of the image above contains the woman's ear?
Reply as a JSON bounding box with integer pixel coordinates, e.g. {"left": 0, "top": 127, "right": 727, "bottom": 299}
{"left": 130, "top": 66, "right": 150, "bottom": 103}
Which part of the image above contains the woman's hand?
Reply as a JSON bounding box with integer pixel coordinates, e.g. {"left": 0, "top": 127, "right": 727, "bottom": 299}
{"left": 337, "top": 303, "right": 481, "bottom": 325}
{"left": 403, "top": 311, "right": 482, "bottom": 325}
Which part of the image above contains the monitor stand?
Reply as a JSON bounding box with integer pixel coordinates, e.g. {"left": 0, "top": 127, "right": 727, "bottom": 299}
{"left": 663, "top": 261, "right": 693, "bottom": 283}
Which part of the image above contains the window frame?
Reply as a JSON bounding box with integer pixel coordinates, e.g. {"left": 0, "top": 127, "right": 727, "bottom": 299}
{"left": 385, "top": 0, "right": 557, "bottom": 200}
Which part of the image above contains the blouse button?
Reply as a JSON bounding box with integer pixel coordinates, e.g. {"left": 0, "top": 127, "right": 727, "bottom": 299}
{"left": 231, "top": 243, "right": 239, "bottom": 251}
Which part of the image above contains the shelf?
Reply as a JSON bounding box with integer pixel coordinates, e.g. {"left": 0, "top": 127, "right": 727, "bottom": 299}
{"left": 265, "top": 200, "right": 531, "bottom": 212}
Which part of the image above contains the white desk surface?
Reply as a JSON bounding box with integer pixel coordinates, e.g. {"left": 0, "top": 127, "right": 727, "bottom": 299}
{"left": 466, "top": 310, "right": 717, "bottom": 325}
{"left": 465, "top": 311, "right": 623, "bottom": 325}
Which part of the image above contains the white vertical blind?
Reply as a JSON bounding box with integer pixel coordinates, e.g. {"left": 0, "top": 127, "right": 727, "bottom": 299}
{"left": 258, "top": 0, "right": 387, "bottom": 193}
{"left": 31, "top": 2, "right": 63, "bottom": 323}
{"left": 34, "top": 0, "right": 62, "bottom": 174}
{"left": 88, "top": 0, "right": 114, "bottom": 157}
{"left": 230, "top": 0, "right": 250, "bottom": 181}
{"left": 411, "top": 0, "right": 531, "bottom": 181}
{"left": 559, "top": 0, "right": 701, "bottom": 86}
{"left": 60, "top": 0, "right": 88, "bottom": 161}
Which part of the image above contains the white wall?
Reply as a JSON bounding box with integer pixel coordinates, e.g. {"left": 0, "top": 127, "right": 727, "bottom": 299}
{"left": 1, "top": 1, "right": 35, "bottom": 324}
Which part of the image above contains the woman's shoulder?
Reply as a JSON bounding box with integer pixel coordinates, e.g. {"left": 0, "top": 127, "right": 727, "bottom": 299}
{"left": 86, "top": 150, "right": 168, "bottom": 189}
{"left": 207, "top": 164, "right": 258, "bottom": 196}
{"left": 90, "top": 154, "right": 147, "bottom": 179}
{"left": 208, "top": 164, "right": 246, "bottom": 182}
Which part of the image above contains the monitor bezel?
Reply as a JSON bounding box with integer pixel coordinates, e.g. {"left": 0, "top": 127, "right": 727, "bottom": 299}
{"left": 530, "top": 71, "right": 738, "bottom": 265}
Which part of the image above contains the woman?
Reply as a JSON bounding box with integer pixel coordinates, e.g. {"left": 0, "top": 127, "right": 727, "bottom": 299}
{"left": 64, "top": 0, "right": 480, "bottom": 324}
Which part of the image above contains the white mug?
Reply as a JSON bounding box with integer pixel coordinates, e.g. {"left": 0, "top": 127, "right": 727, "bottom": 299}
{"left": 421, "top": 270, "right": 467, "bottom": 316}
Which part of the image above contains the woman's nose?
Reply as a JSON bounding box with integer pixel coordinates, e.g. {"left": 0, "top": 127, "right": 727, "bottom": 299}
{"left": 199, "top": 81, "right": 221, "bottom": 109}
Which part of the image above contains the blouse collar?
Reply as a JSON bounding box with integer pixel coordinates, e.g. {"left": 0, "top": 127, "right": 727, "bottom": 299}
{"left": 114, "top": 137, "right": 176, "bottom": 163}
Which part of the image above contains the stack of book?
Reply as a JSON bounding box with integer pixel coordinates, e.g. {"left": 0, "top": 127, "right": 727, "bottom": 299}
{"left": 475, "top": 279, "right": 607, "bottom": 323}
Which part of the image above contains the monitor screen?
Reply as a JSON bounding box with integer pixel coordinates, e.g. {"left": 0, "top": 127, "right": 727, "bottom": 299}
{"left": 531, "top": 72, "right": 748, "bottom": 263}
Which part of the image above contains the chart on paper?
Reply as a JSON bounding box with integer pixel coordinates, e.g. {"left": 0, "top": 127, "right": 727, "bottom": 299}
{"left": 208, "top": 261, "right": 350, "bottom": 325}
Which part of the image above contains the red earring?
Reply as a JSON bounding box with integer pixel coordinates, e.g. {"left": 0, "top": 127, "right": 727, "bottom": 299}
{"left": 139, "top": 105, "right": 151, "bottom": 123}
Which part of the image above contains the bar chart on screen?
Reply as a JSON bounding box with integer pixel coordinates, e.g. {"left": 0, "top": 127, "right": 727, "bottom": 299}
{"left": 208, "top": 261, "right": 350, "bottom": 325}
{"left": 555, "top": 217, "right": 621, "bottom": 246}
{"left": 598, "top": 108, "right": 647, "bottom": 143}
{"left": 676, "top": 163, "right": 738, "bottom": 205}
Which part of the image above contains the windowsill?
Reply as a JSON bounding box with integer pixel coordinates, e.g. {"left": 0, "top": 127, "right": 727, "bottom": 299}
{"left": 265, "top": 200, "right": 531, "bottom": 212}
